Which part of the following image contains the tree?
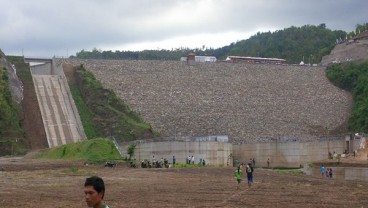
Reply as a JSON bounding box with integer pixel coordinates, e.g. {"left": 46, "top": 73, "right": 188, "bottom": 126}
{"left": 326, "top": 61, "right": 368, "bottom": 133}
{"left": 74, "top": 24, "right": 349, "bottom": 64}
{"left": 127, "top": 144, "right": 136, "bottom": 160}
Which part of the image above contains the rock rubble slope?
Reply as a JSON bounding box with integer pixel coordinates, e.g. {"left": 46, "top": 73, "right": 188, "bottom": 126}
{"left": 63, "top": 59, "right": 352, "bottom": 142}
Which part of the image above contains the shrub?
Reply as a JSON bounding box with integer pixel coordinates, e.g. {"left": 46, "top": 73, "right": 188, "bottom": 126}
{"left": 326, "top": 61, "right": 368, "bottom": 132}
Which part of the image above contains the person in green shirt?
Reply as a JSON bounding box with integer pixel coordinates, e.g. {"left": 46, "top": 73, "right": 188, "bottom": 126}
{"left": 84, "top": 176, "right": 110, "bottom": 208}
{"left": 234, "top": 166, "right": 243, "bottom": 190}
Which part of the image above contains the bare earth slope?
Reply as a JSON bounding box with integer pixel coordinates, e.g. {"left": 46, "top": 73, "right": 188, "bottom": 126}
{"left": 321, "top": 39, "right": 368, "bottom": 66}
{"left": 63, "top": 59, "right": 352, "bottom": 142}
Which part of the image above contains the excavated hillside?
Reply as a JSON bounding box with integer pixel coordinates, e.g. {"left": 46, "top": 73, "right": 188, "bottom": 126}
{"left": 62, "top": 59, "right": 352, "bottom": 143}
{"left": 321, "top": 36, "right": 368, "bottom": 66}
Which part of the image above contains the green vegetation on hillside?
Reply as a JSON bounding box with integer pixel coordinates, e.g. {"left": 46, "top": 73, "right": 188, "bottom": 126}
{"left": 70, "top": 64, "right": 158, "bottom": 142}
{"left": 74, "top": 24, "right": 347, "bottom": 64}
{"left": 75, "top": 48, "right": 195, "bottom": 61}
{"left": 326, "top": 61, "right": 368, "bottom": 132}
{"left": 34, "top": 138, "right": 122, "bottom": 162}
{"left": 7, "top": 56, "right": 33, "bottom": 82}
{"left": 225, "top": 24, "right": 346, "bottom": 64}
{"left": 0, "top": 55, "right": 25, "bottom": 156}
{"left": 348, "top": 23, "right": 368, "bottom": 38}
{"left": 68, "top": 74, "right": 101, "bottom": 138}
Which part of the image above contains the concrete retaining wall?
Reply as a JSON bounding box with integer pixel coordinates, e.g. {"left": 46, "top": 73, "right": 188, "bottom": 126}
{"left": 120, "top": 136, "right": 362, "bottom": 167}
{"left": 233, "top": 138, "right": 362, "bottom": 167}
{"left": 30, "top": 63, "right": 53, "bottom": 75}
{"left": 120, "top": 136, "right": 232, "bottom": 167}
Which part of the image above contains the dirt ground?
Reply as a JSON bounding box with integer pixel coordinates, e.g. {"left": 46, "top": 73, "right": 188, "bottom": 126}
{"left": 1, "top": 157, "right": 367, "bottom": 208}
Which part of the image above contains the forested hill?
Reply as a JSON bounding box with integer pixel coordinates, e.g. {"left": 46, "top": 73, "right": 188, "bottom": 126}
{"left": 223, "top": 24, "right": 346, "bottom": 64}
{"left": 74, "top": 24, "right": 347, "bottom": 64}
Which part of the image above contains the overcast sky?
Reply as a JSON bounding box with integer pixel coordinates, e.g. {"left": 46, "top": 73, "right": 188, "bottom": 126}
{"left": 1, "top": 0, "right": 367, "bottom": 57}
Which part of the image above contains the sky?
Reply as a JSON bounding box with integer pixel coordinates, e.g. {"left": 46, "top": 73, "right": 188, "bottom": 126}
{"left": 1, "top": 0, "right": 367, "bottom": 57}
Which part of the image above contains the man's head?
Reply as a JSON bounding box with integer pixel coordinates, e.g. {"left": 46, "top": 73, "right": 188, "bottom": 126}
{"left": 84, "top": 176, "right": 105, "bottom": 207}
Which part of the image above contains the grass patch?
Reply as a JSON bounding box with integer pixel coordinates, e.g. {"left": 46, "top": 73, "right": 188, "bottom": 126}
{"left": 34, "top": 138, "right": 122, "bottom": 163}
{"left": 308, "top": 163, "right": 315, "bottom": 168}
{"left": 273, "top": 168, "right": 305, "bottom": 175}
{"left": 69, "top": 165, "right": 79, "bottom": 174}
{"left": 172, "top": 163, "right": 207, "bottom": 168}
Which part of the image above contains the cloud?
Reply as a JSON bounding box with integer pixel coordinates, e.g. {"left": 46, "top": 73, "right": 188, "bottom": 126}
{"left": 0, "top": 0, "right": 367, "bottom": 56}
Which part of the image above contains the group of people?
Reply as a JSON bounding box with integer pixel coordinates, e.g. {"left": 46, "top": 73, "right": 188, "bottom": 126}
{"left": 186, "top": 155, "right": 195, "bottom": 164}
{"left": 185, "top": 155, "right": 206, "bottom": 166}
{"left": 326, "top": 167, "right": 333, "bottom": 178}
{"left": 320, "top": 164, "right": 333, "bottom": 178}
{"left": 139, "top": 155, "right": 206, "bottom": 168}
{"left": 234, "top": 162, "right": 254, "bottom": 190}
{"left": 141, "top": 156, "right": 170, "bottom": 168}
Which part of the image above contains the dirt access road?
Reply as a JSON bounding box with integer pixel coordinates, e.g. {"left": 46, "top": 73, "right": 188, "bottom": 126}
{"left": 1, "top": 158, "right": 367, "bottom": 208}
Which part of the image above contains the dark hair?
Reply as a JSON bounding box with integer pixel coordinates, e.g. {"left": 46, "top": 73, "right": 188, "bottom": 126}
{"left": 85, "top": 176, "right": 105, "bottom": 199}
